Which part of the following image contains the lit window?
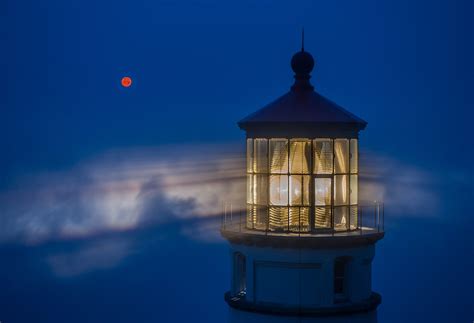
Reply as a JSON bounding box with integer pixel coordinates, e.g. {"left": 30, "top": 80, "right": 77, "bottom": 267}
{"left": 314, "top": 139, "right": 333, "bottom": 174}
{"left": 334, "top": 207, "right": 349, "bottom": 230}
{"left": 315, "top": 178, "right": 332, "bottom": 206}
{"left": 334, "top": 175, "right": 348, "bottom": 206}
{"left": 254, "top": 174, "right": 268, "bottom": 205}
{"left": 246, "top": 138, "right": 254, "bottom": 173}
{"left": 289, "top": 175, "right": 310, "bottom": 206}
{"left": 269, "top": 207, "right": 289, "bottom": 231}
{"left": 270, "top": 139, "right": 288, "bottom": 174}
{"left": 246, "top": 174, "right": 253, "bottom": 204}
{"left": 350, "top": 175, "right": 358, "bottom": 205}
{"left": 254, "top": 139, "right": 268, "bottom": 173}
{"left": 314, "top": 178, "right": 332, "bottom": 229}
{"left": 334, "top": 139, "right": 349, "bottom": 174}
{"left": 246, "top": 137, "right": 359, "bottom": 232}
{"left": 289, "top": 207, "right": 310, "bottom": 232}
{"left": 289, "top": 139, "right": 311, "bottom": 174}
{"left": 350, "top": 139, "right": 358, "bottom": 174}
{"left": 269, "top": 175, "right": 288, "bottom": 206}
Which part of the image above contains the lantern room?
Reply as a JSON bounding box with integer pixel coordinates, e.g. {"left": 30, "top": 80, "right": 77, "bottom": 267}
{"left": 238, "top": 46, "right": 367, "bottom": 234}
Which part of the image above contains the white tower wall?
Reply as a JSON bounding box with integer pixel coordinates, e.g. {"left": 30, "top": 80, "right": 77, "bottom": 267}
{"left": 229, "top": 243, "right": 375, "bottom": 308}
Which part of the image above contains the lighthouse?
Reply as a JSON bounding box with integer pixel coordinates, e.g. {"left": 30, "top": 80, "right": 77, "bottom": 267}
{"left": 221, "top": 39, "right": 384, "bottom": 322}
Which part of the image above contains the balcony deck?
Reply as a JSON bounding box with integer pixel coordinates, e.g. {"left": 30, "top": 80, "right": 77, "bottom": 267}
{"left": 220, "top": 204, "right": 384, "bottom": 248}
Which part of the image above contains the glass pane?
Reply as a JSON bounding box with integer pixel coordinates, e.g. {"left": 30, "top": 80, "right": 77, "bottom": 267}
{"left": 289, "top": 207, "right": 310, "bottom": 232}
{"left": 246, "top": 138, "right": 254, "bottom": 173}
{"left": 334, "top": 206, "right": 349, "bottom": 231}
{"left": 289, "top": 175, "right": 310, "bottom": 206}
{"left": 254, "top": 174, "right": 268, "bottom": 205}
{"left": 350, "top": 206, "right": 358, "bottom": 229}
{"left": 246, "top": 174, "right": 253, "bottom": 204}
{"left": 289, "top": 140, "right": 311, "bottom": 174}
{"left": 334, "top": 139, "right": 349, "bottom": 174}
{"left": 315, "top": 207, "right": 331, "bottom": 228}
{"left": 269, "top": 175, "right": 288, "bottom": 206}
{"left": 334, "top": 175, "right": 349, "bottom": 206}
{"left": 246, "top": 204, "right": 256, "bottom": 229}
{"left": 315, "top": 178, "right": 332, "bottom": 206}
{"left": 350, "top": 175, "right": 358, "bottom": 205}
{"left": 350, "top": 139, "right": 358, "bottom": 174}
{"left": 269, "top": 139, "right": 288, "bottom": 174}
{"left": 254, "top": 206, "right": 268, "bottom": 230}
{"left": 269, "top": 206, "right": 289, "bottom": 231}
{"left": 254, "top": 139, "right": 268, "bottom": 173}
{"left": 313, "top": 139, "right": 333, "bottom": 174}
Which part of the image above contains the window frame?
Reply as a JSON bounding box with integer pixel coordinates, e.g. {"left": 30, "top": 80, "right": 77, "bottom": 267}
{"left": 246, "top": 137, "right": 359, "bottom": 233}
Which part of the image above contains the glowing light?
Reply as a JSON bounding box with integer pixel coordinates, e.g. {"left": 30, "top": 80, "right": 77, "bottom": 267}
{"left": 121, "top": 76, "right": 132, "bottom": 88}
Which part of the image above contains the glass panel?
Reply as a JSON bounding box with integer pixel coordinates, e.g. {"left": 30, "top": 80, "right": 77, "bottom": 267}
{"left": 246, "top": 174, "right": 253, "bottom": 204}
{"left": 254, "top": 206, "right": 268, "bottom": 230}
{"left": 289, "top": 207, "right": 310, "bottom": 232}
{"left": 350, "top": 175, "right": 358, "bottom": 205}
{"left": 334, "top": 139, "right": 349, "bottom": 174}
{"left": 254, "top": 174, "right": 268, "bottom": 205}
{"left": 350, "top": 139, "right": 358, "bottom": 174}
{"left": 334, "top": 175, "right": 349, "bottom": 206}
{"left": 289, "top": 139, "right": 311, "bottom": 174}
{"left": 269, "top": 207, "right": 289, "bottom": 231}
{"left": 334, "top": 206, "right": 349, "bottom": 231}
{"left": 313, "top": 139, "right": 333, "bottom": 174}
{"left": 269, "top": 175, "right": 288, "bottom": 206}
{"left": 315, "top": 178, "right": 332, "bottom": 206}
{"left": 289, "top": 175, "right": 310, "bottom": 206}
{"left": 254, "top": 139, "right": 268, "bottom": 173}
{"left": 350, "top": 206, "right": 358, "bottom": 230}
{"left": 269, "top": 139, "right": 288, "bottom": 174}
{"left": 246, "top": 138, "right": 254, "bottom": 173}
{"left": 315, "top": 207, "right": 331, "bottom": 228}
{"left": 246, "top": 205, "right": 255, "bottom": 229}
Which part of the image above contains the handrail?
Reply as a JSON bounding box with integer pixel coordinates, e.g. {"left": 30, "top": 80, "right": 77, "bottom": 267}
{"left": 221, "top": 202, "right": 385, "bottom": 235}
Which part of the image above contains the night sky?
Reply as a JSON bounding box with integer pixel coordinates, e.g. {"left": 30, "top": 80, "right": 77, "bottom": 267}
{"left": 2, "top": 0, "right": 473, "bottom": 322}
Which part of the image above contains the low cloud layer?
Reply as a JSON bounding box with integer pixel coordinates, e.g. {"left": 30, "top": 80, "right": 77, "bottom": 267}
{"left": 0, "top": 143, "right": 445, "bottom": 246}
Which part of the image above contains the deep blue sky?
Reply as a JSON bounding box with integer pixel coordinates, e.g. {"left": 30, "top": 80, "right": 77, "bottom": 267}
{"left": 3, "top": 0, "right": 473, "bottom": 188}
{"left": 1, "top": 1, "right": 474, "bottom": 322}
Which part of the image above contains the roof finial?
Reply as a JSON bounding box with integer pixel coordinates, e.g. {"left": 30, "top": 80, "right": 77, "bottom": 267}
{"left": 301, "top": 27, "right": 305, "bottom": 52}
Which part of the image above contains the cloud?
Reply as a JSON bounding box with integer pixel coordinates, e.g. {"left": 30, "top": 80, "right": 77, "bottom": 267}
{"left": 0, "top": 143, "right": 245, "bottom": 244}
{"left": 359, "top": 151, "right": 440, "bottom": 216}
{"left": 0, "top": 142, "right": 444, "bottom": 246}
{"left": 46, "top": 238, "right": 133, "bottom": 277}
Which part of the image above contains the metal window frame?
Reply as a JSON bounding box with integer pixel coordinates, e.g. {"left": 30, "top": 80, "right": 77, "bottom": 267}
{"left": 245, "top": 137, "right": 360, "bottom": 234}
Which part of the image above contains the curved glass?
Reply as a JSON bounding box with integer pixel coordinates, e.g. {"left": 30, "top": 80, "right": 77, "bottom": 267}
{"left": 246, "top": 138, "right": 359, "bottom": 232}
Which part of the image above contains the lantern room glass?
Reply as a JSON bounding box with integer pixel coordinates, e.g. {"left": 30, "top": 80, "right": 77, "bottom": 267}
{"left": 246, "top": 137, "right": 359, "bottom": 232}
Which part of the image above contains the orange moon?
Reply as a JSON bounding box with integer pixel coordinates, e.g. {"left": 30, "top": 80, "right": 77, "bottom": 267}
{"left": 121, "top": 76, "right": 132, "bottom": 88}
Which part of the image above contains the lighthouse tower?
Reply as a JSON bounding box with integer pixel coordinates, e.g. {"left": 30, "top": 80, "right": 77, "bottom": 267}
{"left": 221, "top": 40, "right": 384, "bottom": 323}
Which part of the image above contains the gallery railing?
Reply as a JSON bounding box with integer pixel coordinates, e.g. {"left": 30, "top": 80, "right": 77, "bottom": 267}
{"left": 221, "top": 202, "right": 384, "bottom": 236}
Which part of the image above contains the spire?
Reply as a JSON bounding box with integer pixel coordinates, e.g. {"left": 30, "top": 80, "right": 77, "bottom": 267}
{"left": 291, "top": 29, "right": 314, "bottom": 91}
{"left": 301, "top": 27, "right": 305, "bottom": 52}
